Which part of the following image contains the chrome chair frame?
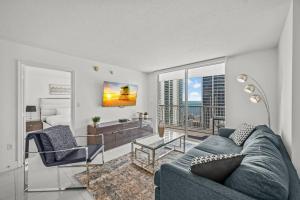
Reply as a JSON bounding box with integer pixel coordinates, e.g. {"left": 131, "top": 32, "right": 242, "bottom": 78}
{"left": 24, "top": 134, "right": 104, "bottom": 192}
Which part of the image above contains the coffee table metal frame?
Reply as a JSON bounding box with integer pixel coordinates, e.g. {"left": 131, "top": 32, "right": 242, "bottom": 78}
{"left": 131, "top": 133, "right": 186, "bottom": 174}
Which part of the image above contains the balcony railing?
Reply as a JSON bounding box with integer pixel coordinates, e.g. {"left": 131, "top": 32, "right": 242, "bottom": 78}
{"left": 158, "top": 105, "right": 225, "bottom": 134}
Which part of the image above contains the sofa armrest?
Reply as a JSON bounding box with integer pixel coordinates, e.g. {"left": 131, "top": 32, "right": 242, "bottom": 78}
{"left": 218, "top": 128, "right": 235, "bottom": 138}
{"left": 159, "top": 163, "right": 257, "bottom": 200}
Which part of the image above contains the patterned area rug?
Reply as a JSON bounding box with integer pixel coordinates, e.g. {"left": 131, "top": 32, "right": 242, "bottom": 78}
{"left": 75, "top": 143, "right": 195, "bottom": 200}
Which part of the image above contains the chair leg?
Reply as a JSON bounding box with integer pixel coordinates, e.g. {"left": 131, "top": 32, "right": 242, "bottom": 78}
{"left": 24, "top": 158, "right": 29, "bottom": 192}
{"left": 24, "top": 157, "right": 87, "bottom": 192}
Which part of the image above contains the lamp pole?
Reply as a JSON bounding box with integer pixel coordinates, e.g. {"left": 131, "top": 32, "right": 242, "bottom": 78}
{"left": 237, "top": 74, "right": 271, "bottom": 128}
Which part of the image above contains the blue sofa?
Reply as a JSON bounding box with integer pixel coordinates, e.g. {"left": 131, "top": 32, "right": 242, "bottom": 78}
{"left": 154, "top": 125, "right": 300, "bottom": 200}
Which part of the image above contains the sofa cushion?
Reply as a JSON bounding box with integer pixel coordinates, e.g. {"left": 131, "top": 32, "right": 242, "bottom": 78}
{"left": 191, "top": 154, "right": 245, "bottom": 182}
{"left": 194, "top": 135, "right": 242, "bottom": 154}
{"left": 173, "top": 148, "right": 213, "bottom": 170}
{"left": 154, "top": 148, "right": 212, "bottom": 187}
{"left": 225, "top": 130, "right": 290, "bottom": 200}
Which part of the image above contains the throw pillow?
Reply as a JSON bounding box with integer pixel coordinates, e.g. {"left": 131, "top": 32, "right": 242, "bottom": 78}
{"left": 229, "top": 123, "right": 255, "bottom": 146}
{"left": 190, "top": 154, "right": 245, "bottom": 182}
{"left": 43, "top": 125, "right": 78, "bottom": 161}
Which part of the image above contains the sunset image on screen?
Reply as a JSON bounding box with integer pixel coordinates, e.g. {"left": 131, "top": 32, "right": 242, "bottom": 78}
{"left": 102, "top": 81, "right": 138, "bottom": 107}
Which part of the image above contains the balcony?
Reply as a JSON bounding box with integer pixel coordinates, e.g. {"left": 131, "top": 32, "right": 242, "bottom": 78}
{"left": 158, "top": 105, "right": 225, "bottom": 139}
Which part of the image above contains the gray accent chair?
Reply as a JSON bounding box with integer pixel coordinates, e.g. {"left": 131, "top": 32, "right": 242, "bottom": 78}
{"left": 154, "top": 125, "right": 300, "bottom": 200}
{"left": 24, "top": 125, "right": 104, "bottom": 192}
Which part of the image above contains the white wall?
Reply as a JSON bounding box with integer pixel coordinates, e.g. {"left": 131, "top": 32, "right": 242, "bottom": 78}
{"left": 24, "top": 66, "right": 71, "bottom": 121}
{"left": 277, "top": 0, "right": 300, "bottom": 174}
{"left": 291, "top": 0, "right": 300, "bottom": 174}
{"left": 147, "top": 72, "right": 158, "bottom": 131}
{"left": 278, "top": 2, "right": 293, "bottom": 155}
{"left": 0, "top": 39, "right": 148, "bottom": 172}
{"left": 225, "top": 48, "right": 278, "bottom": 132}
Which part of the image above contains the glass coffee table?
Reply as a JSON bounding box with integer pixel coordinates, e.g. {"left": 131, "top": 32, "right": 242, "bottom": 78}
{"left": 131, "top": 131, "right": 186, "bottom": 174}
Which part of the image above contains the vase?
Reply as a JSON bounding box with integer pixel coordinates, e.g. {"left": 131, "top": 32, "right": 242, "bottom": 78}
{"left": 93, "top": 122, "right": 97, "bottom": 128}
{"left": 158, "top": 121, "right": 165, "bottom": 137}
{"left": 138, "top": 112, "right": 143, "bottom": 119}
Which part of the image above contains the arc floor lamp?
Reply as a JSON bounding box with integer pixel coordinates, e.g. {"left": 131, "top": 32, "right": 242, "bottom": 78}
{"left": 236, "top": 74, "right": 271, "bottom": 128}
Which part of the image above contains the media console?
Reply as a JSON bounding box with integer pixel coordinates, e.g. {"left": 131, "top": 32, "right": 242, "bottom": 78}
{"left": 87, "top": 119, "right": 153, "bottom": 151}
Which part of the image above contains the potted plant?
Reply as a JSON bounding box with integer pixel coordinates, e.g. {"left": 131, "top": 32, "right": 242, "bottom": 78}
{"left": 92, "top": 116, "right": 101, "bottom": 128}
{"left": 144, "top": 112, "right": 148, "bottom": 119}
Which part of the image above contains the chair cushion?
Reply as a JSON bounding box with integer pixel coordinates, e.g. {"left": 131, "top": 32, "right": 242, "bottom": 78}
{"left": 43, "top": 125, "right": 78, "bottom": 161}
{"left": 225, "top": 130, "right": 290, "bottom": 200}
{"left": 39, "top": 133, "right": 55, "bottom": 163}
{"left": 191, "top": 154, "right": 244, "bottom": 182}
{"left": 45, "top": 144, "right": 103, "bottom": 167}
{"left": 194, "top": 135, "right": 242, "bottom": 154}
{"left": 229, "top": 123, "right": 255, "bottom": 146}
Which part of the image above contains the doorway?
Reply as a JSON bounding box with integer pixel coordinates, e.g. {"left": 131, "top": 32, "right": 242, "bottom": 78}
{"left": 17, "top": 62, "right": 75, "bottom": 167}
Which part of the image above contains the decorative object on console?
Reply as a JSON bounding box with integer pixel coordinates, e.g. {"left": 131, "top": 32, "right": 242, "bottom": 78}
{"left": 138, "top": 112, "right": 143, "bottom": 119}
{"left": 229, "top": 123, "right": 255, "bottom": 146}
{"left": 118, "top": 118, "right": 129, "bottom": 123}
{"left": 49, "top": 84, "right": 71, "bottom": 95}
{"left": 26, "top": 105, "right": 36, "bottom": 121}
{"left": 191, "top": 154, "right": 245, "bottom": 182}
{"left": 158, "top": 121, "right": 165, "bottom": 137}
{"left": 236, "top": 73, "right": 271, "bottom": 127}
{"left": 92, "top": 116, "right": 101, "bottom": 128}
{"left": 144, "top": 112, "right": 148, "bottom": 119}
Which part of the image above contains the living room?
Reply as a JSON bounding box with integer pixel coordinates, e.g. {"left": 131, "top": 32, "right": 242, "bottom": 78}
{"left": 0, "top": 0, "right": 299, "bottom": 200}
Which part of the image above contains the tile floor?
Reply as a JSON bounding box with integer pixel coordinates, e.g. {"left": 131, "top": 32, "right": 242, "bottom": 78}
{"left": 0, "top": 139, "right": 198, "bottom": 200}
{"left": 0, "top": 143, "right": 132, "bottom": 200}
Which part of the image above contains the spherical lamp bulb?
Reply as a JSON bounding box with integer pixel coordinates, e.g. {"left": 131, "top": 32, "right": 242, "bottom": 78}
{"left": 244, "top": 84, "right": 256, "bottom": 94}
{"left": 249, "top": 94, "right": 261, "bottom": 103}
{"left": 237, "top": 74, "right": 248, "bottom": 83}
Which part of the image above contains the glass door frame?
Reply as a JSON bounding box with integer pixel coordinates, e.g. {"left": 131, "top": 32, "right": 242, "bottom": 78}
{"left": 156, "top": 57, "right": 226, "bottom": 138}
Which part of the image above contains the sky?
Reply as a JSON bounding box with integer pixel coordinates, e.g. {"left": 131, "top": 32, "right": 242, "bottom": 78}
{"left": 188, "top": 77, "right": 202, "bottom": 101}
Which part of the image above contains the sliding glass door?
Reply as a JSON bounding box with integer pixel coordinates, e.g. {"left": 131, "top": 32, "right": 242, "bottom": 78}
{"left": 158, "top": 70, "right": 185, "bottom": 129}
{"left": 157, "top": 62, "right": 225, "bottom": 139}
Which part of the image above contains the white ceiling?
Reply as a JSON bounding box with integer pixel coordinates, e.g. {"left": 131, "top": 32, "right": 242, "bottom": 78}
{"left": 0, "top": 0, "right": 290, "bottom": 72}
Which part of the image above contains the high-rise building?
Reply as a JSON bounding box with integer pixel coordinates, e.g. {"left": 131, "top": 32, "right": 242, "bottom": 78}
{"left": 158, "top": 79, "right": 184, "bottom": 125}
{"left": 202, "top": 75, "right": 225, "bottom": 128}
{"left": 159, "top": 74, "right": 225, "bottom": 130}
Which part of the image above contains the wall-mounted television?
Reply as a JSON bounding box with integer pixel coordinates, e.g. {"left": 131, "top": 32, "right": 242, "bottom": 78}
{"left": 102, "top": 81, "right": 138, "bottom": 107}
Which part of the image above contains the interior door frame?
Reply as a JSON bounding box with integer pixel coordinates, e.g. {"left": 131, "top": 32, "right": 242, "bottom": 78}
{"left": 17, "top": 60, "right": 76, "bottom": 167}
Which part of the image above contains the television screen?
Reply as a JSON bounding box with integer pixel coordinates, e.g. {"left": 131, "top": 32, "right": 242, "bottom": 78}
{"left": 102, "top": 81, "right": 138, "bottom": 107}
